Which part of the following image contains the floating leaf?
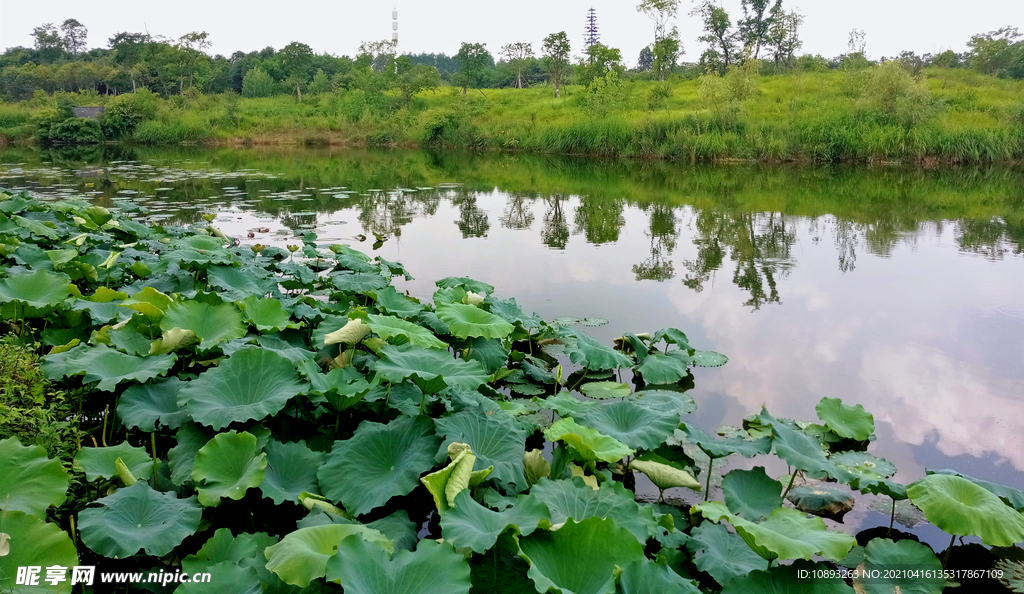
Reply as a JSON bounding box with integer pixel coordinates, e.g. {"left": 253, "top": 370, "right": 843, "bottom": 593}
{"left": 832, "top": 451, "right": 896, "bottom": 479}
{"left": 264, "top": 524, "right": 394, "bottom": 588}
{"left": 59, "top": 344, "right": 176, "bottom": 391}
{"left": 178, "top": 349, "right": 308, "bottom": 430}
{"left": 815, "top": 397, "right": 874, "bottom": 441}
{"left": 579, "top": 381, "right": 631, "bottom": 399}
{"left": 544, "top": 418, "right": 633, "bottom": 463}
{"left": 74, "top": 441, "right": 154, "bottom": 482}
{"left": 787, "top": 484, "right": 855, "bottom": 520}
{"left": 689, "top": 350, "right": 728, "bottom": 367}
{"left": 570, "top": 332, "right": 633, "bottom": 371}
{"left": 367, "top": 314, "right": 448, "bottom": 349}
{"left": 373, "top": 344, "right": 488, "bottom": 392}
{"left": 440, "top": 490, "right": 550, "bottom": 554}
{"left": 160, "top": 300, "right": 246, "bottom": 350}
{"left": 686, "top": 522, "right": 767, "bottom": 585}
{"left": 319, "top": 415, "right": 440, "bottom": 516}
{"left": 332, "top": 272, "right": 388, "bottom": 292}
{"left": 575, "top": 398, "right": 679, "bottom": 450}
{"left": 634, "top": 352, "right": 691, "bottom": 384}
{"left": 0, "top": 269, "right": 71, "bottom": 309}
{"left": 0, "top": 511, "right": 79, "bottom": 594}
{"left": 261, "top": 440, "right": 324, "bottom": 505}
{"left": 327, "top": 536, "right": 471, "bottom": 594}
{"left": 192, "top": 430, "right": 267, "bottom": 507}
{"left": 78, "top": 482, "right": 202, "bottom": 558}
{"left": 436, "top": 304, "right": 514, "bottom": 340}
{"left": 117, "top": 376, "right": 188, "bottom": 432}
{"left": 721, "top": 467, "right": 784, "bottom": 521}
{"left": 907, "top": 474, "right": 1024, "bottom": 546}
{"left": 0, "top": 438, "right": 68, "bottom": 516}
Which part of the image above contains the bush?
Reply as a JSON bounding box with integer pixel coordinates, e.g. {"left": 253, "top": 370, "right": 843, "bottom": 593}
{"left": 101, "top": 89, "right": 159, "bottom": 139}
{"left": 48, "top": 117, "right": 104, "bottom": 144}
{"left": 242, "top": 66, "right": 275, "bottom": 98}
{"left": 861, "top": 61, "right": 938, "bottom": 128}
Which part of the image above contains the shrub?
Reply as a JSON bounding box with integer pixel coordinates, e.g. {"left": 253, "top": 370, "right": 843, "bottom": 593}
{"left": 862, "top": 61, "right": 938, "bottom": 128}
{"left": 242, "top": 66, "right": 275, "bottom": 98}
{"left": 101, "top": 89, "right": 159, "bottom": 139}
{"left": 48, "top": 117, "right": 104, "bottom": 144}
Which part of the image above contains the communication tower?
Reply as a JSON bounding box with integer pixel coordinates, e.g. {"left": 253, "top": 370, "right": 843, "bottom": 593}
{"left": 392, "top": 8, "right": 398, "bottom": 46}
{"left": 584, "top": 8, "right": 600, "bottom": 49}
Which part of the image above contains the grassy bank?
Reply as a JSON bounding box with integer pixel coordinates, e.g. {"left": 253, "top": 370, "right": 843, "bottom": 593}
{"left": 1, "top": 66, "right": 1022, "bottom": 163}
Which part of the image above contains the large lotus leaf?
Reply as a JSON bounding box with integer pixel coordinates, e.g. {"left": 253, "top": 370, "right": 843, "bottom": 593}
{"left": 362, "top": 510, "right": 419, "bottom": 552}
{"left": 261, "top": 439, "right": 324, "bottom": 505}
{"left": 815, "top": 397, "right": 874, "bottom": 441}
{"left": 542, "top": 392, "right": 599, "bottom": 416}
{"left": 327, "top": 534, "right": 471, "bottom": 594}
{"left": 570, "top": 332, "right": 633, "bottom": 371}
{"left": 319, "top": 415, "right": 440, "bottom": 516}
{"left": 0, "top": 269, "right": 71, "bottom": 309}
{"left": 78, "top": 482, "right": 202, "bottom": 558}
{"left": 721, "top": 467, "right": 784, "bottom": 521}
{"left": 617, "top": 559, "right": 702, "bottom": 594}
{"left": 182, "top": 530, "right": 283, "bottom": 593}
{"left": 928, "top": 469, "right": 1024, "bottom": 511}
{"left": 332, "top": 272, "right": 388, "bottom": 292}
{"left": 544, "top": 418, "right": 634, "bottom": 463}
{"left": 118, "top": 376, "right": 188, "bottom": 432}
{"left": 436, "top": 276, "right": 494, "bottom": 295}
{"left": 488, "top": 297, "right": 542, "bottom": 329}
{"left": 120, "top": 286, "right": 173, "bottom": 321}
{"left": 574, "top": 399, "right": 679, "bottom": 450}
{"left": 629, "top": 459, "right": 700, "bottom": 492}
{"left": 374, "top": 285, "right": 425, "bottom": 318}
{"left": 832, "top": 451, "right": 896, "bottom": 479}
{"left": 686, "top": 522, "right": 767, "bottom": 585}
{"left": 160, "top": 300, "right": 246, "bottom": 350}
{"left": 634, "top": 352, "right": 690, "bottom": 384}
{"left": 441, "top": 490, "right": 550, "bottom": 553}
{"left": 579, "top": 381, "right": 631, "bottom": 399}
{"left": 435, "top": 409, "right": 527, "bottom": 488}
{"left": 0, "top": 510, "right": 79, "bottom": 594}
{"left": 367, "top": 314, "right": 448, "bottom": 349}
{"left": 851, "top": 538, "right": 944, "bottom": 594}
{"left": 756, "top": 410, "right": 854, "bottom": 482}
{"left": 518, "top": 517, "right": 645, "bottom": 594}
{"left": 906, "top": 474, "right": 1024, "bottom": 546}
{"left": 238, "top": 295, "right": 297, "bottom": 333}
{"left": 0, "top": 438, "right": 68, "bottom": 516}
{"left": 852, "top": 476, "right": 908, "bottom": 501}
{"left": 106, "top": 322, "right": 151, "bottom": 356}
{"left": 786, "top": 484, "right": 855, "bottom": 519}
{"left": 530, "top": 477, "right": 659, "bottom": 543}
{"left": 264, "top": 524, "right": 393, "bottom": 588}
{"left": 436, "top": 303, "right": 514, "bottom": 340}
{"left": 177, "top": 349, "right": 308, "bottom": 429}
{"left": 468, "top": 337, "right": 509, "bottom": 374}
{"left": 74, "top": 441, "right": 154, "bottom": 482}
{"left": 693, "top": 501, "right": 855, "bottom": 562}
{"left": 680, "top": 423, "right": 772, "bottom": 459}
{"left": 59, "top": 344, "right": 176, "bottom": 391}
{"left": 207, "top": 265, "right": 278, "bottom": 300}
{"left": 168, "top": 422, "right": 214, "bottom": 486}
{"left": 192, "top": 430, "right": 267, "bottom": 507}
{"left": 720, "top": 560, "right": 855, "bottom": 594}
{"left": 175, "top": 560, "right": 262, "bottom": 594}
{"left": 373, "top": 343, "right": 488, "bottom": 392}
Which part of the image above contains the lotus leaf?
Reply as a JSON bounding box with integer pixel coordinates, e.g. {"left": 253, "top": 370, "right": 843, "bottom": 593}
{"left": 570, "top": 332, "right": 633, "bottom": 371}
{"left": 120, "top": 286, "right": 173, "bottom": 321}
{"left": 543, "top": 392, "right": 599, "bottom": 416}
{"left": 327, "top": 534, "right": 470, "bottom": 594}
{"left": 574, "top": 399, "right": 679, "bottom": 450}
{"left": 373, "top": 343, "right": 488, "bottom": 392}
{"left": 630, "top": 459, "right": 701, "bottom": 492}
{"left": 264, "top": 524, "right": 393, "bottom": 587}
{"left": 721, "top": 467, "right": 784, "bottom": 521}
{"left": 238, "top": 295, "right": 297, "bottom": 333}
{"left": 177, "top": 349, "right": 308, "bottom": 429}
{"left": 192, "top": 430, "right": 267, "bottom": 507}
{"left": 435, "top": 409, "right": 527, "bottom": 488}
{"left": 689, "top": 350, "right": 729, "bottom": 367}
{"left": 680, "top": 423, "right": 772, "bottom": 459}
{"left": 525, "top": 449, "right": 551, "bottom": 485}
{"left": 927, "top": 469, "right": 1024, "bottom": 511}
{"left": 720, "top": 560, "right": 855, "bottom": 593}
{"left": 374, "top": 285, "right": 425, "bottom": 318}
{"left": 686, "top": 522, "right": 767, "bottom": 585}
{"left": 366, "top": 510, "right": 419, "bottom": 552}
{"left": 0, "top": 438, "right": 68, "bottom": 516}
{"left": 441, "top": 490, "right": 550, "bottom": 553}
{"left": 851, "top": 538, "right": 944, "bottom": 594}
{"left": 0, "top": 269, "right": 71, "bottom": 309}
{"left": 530, "top": 477, "right": 659, "bottom": 543}
{"left": 118, "top": 376, "right": 188, "bottom": 432}
{"left": 319, "top": 415, "right": 440, "bottom": 516}
{"left": 184, "top": 528, "right": 278, "bottom": 570}
{"left": 832, "top": 451, "right": 896, "bottom": 479}
{"left": 488, "top": 297, "right": 542, "bottom": 329}
{"left": 906, "top": 474, "right": 1024, "bottom": 546}
{"left": 544, "top": 418, "right": 634, "bottom": 463}
{"left": 78, "top": 482, "right": 202, "bottom": 557}
{"left": 617, "top": 559, "right": 702, "bottom": 594}
{"left": 436, "top": 303, "right": 514, "bottom": 340}
{"left": 332, "top": 272, "right": 388, "bottom": 292}
{"left": 207, "top": 265, "right": 277, "bottom": 300}
{"left": 175, "top": 560, "right": 262, "bottom": 594}
{"left": 421, "top": 443, "right": 493, "bottom": 513}
{"left": 579, "top": 381, "right": 631, "bottom": 399}
{"left": 635, "top": 352, "right": 692, "bottom": 384}
{"left": 815, "top": 397, "right": 874, "bottom": 441}
{"left": 518, "top": 517, "right": 645, "bottom": 594}
{"left": 13, "top": 215, "right": 59, "bottom": 239}
{"left": 160, "top": 300, "right": 246, "bottom": 350}
{"left": 756, "top": 410, "right": 855, "bottom": 482}
{"left": 168, "top": 422, "right": 214, "bottom": 486}
{"left": 149, "top": 326, "right": 199, "bottom": 354}
{"left": 436, "top": 276, "right": 494, "bottom": 295}
{"left": 467, "top": 336, "right": 509, "bottom": 374}
{"left": 367, "top": 313, "right": 448, "bottom": 349}
{"left": 261, "top": 440, "right": 324, "bottom": 505}
{"left": 786, "top": 484, "right": 855, "bottom": 519}
{"left": 693, "top": 500, "right": 856, "bottom": 562}
{"left": 74, "top": 441, "right": 154, "bottom": 482}
{"left": 52, "top": 343, "right": 174, "bottom": 391}
{"left": 0, "top": 511, "right": 79, "bottom": 594}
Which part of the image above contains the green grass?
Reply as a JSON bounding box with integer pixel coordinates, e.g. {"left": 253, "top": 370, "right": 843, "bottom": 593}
{"left": 1, "top": 67, "right": 1021, "bottom": 162}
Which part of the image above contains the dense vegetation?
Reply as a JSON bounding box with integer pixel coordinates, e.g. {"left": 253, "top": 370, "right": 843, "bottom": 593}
{"left": 3, "top": 190, "right": 1024, "bottom": 593}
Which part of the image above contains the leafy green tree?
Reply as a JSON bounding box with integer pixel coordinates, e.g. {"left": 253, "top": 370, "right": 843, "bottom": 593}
{"left": 738, "top": 0, "right": 781, "bottom": 59}
{"left": 576, "top": 43, "right": 623, "bottom": 86}
{"left": 176, "top": 31, "right": 211, "bottom": 92}
{"left": 454, "top": 42, "right": 490, "bottom": 95}
{"left": 395, "top": 57, "right": 441, "bottom": 104}
{"left": 652, "top": 28, "right": 681, "bottom": 80}
{"left": 692, "top": 2, "right": 736, "bottom": 71}
{"left": 500, "top": 42, "right": 533, "bottom": 88}
{"left": 541, "top": 32, "right": 571, "bottom": 98}
{"left": 967, "top": 27, "right": 1023, "bottom": 78}
{"left": 279, "top": 41, "right": 314, "bottom": 101}
{"left": 637, "top": 47, "right": 654, "bottom": 71}
{"left": 31, "top": 23, "right": 64, "bottom": 63}
{"left": 765, "top": 9, "right": 802, "bottom": 72}
{"left": 109, "top": 32, "right": 149, "bottom": 91}
{"left": 241, "top": 66, "right": 274, "bottom": 97}
{"left": 308, "top": 68, "right": 331, "bottom": 94}
{"left": 636, "top": 0, "right": 679, "bottom": 45}
{"left": 358, "top": 39, "right": 397, "bottom": 73}
{"left": 60, "top": 19, "right": 88, "bottom": 55}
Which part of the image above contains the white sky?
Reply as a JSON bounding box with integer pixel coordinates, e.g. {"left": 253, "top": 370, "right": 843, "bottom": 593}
{"left": 0, "top": 0, "right": 1021, "bottom": 67}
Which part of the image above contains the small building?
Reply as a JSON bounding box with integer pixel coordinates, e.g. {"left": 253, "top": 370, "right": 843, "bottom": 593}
{"left": 73, "top": 106, "right": 105, "bottom": 119}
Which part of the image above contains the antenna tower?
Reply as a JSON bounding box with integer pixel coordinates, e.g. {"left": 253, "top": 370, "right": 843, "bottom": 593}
{"left": 584, "top": 8, "right": 600, "bottom": 49}
{"left": 392, "top": 8, "right": 398, "bottom": 46}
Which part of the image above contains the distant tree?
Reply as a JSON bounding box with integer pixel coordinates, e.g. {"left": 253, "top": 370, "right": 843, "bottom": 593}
{"left": 308, "top": 68, "right": 331, "bottom": 94}
{"left": 109, "top": 32, "right": 149, "bottom": 91}
{"left": 176, "top": 31, "right": 211, "bottom": 92}
{"left": 967, "top": 27, "right": 1023, "bottom": 77}
{"left": 359, "top": 39, "right": 397, "bottom": 72}
{"left": 652, "top": 28, "right": 681, "bottom": 80}
{"left": 843, "top": 29, "right": 870, "bottom": 70}
{"left": 636, "top": 0, "right": 679, "bottom": 44}
{"left": 500, "top": 42, "right": 533, "bottom": 88}
{"left": 738, "top": 0, "right": 781, "bottom": 59}
{"left": 577, "top": 43, "right": 623, "bottom": 86}
{"left": 454, "top": 42, "right": 490, "bottom": 94}
{"left": 541, "top": 31, "right": 571, "bottom": 97}
{"left": 692, "top": 2, "right": 736, "bottom": 70}
{"left": 60, "top": 19, "right": 88, "bottom": 55}
{"left": 241, "top": 66, "right": 274, "bottom": 97}
{"left": 637, "top": 46, "right": 654, "bottom": 71}
{"left": 279, "top": 41, "right": 314, "bottom": 101}
{"left": 395, "top": 56, "right": 441, "bottom": 104}
{"left": 31, "top": 23, "right": 64, "bottom": 62}
{"left": 765, "top": 8, "right": 802, "bottom": 72}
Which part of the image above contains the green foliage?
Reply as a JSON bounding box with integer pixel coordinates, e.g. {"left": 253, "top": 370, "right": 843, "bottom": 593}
{"left": 242, "top": 66, "right": 275, "bottom": 98}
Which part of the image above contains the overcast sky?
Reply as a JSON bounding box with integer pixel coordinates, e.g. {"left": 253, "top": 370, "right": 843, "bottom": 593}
{"left": 1, "top": 0, "right": 1021, "bottom": 67}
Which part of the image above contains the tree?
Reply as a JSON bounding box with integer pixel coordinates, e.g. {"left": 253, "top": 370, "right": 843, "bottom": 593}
{"left": 637, "top": 47, "right": 654, "bottom": 71}
{"left": 109, "top": 32, "right": 149, "bottom": 91}
{"left": 60, "top": 19, "right": 88, "bottom": 55}
{"left": 358, "top": 39, "right": 397, "bottom": 73}
{"left": 279, "top": 41, "right": 314, "bottom": 101}
{"left": 765, "top": 8, "right": 802, "bottom": 72}
{"left": 395, "top": 57, "right": 441, "bottom": 104}
{"left": 541, "top": 32, "right": 571, "bottom": 98}
{"left": 307, "top": 68, "right": 331, "bottom": 94}
{"left": 692, "top": 2, "right": 736, "bottom": 71}
{"left": 967, "top": 27, "right": 1023, "bottom": 77}
{"left": 577, "top": 43, "right": 623, "bottom": 86}
{"left": 636, "top": 0, "right": 679, "bottom": 44}
{"left": 31, "top": 23, "right": 64, "bottom": 62}
{"left": 652, "top": 28, "right": 681, "bottom": 80}
{"left": 176, "top": 31, "right": 211, "bottom": 92}
{"left": 500, "top": 42, "right": 533, "bottom": 88}
{"left": 738, "top": 0, "right": 781, "bottom": 59}
{"left": 241, "top": 66, "right": 274, "bottom": 97}
{"left": 454, "top": 42, "right": 489, "bottom": 95}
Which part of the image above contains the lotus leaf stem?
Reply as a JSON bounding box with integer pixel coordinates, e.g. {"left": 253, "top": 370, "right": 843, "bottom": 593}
{"left": 101, "top": 406, "right": 109, "bottom": 447}
{"left": 888, "top": 498, "right": 896, "bottom": 536}
{"left": 704, "top": 458, "right": 714, "bottom": 501}
{"left": 781, "top": 470, "right": 798, "bottom": 501}
{"left": 942, "top": 533, "right": 955, "bottom": 568}
{"left": 569, "top": 366, "right": 589, "bottom": 392}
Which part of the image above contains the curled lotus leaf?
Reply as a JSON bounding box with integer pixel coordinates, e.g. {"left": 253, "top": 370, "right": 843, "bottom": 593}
{"left": 78, "top": 482, "right": 202, "bottom": 558}
{"left": 366, "top": 314, "right": 448, "bottom": 349}
{"left": 436, "top": 303, "right": 514, "bottom": 340}
{"left": 421, "top": 443, "right": 493, "bottom": 514}
{"left": 0, "top": 268, "right": 71, "bottom": 309}
{"left": 0, "top": 437, "right": 68, "bottom": 516}
{"left": 191, "top": 430, "right": 267, "bottom": 507}
{"left": 0, "top": 511, "right": 79, "bottom": 594}
{"left": 264, "top": 524, "right": 393, "bottom": 588}
{"left": 570, "top": 332, "right": 633, "bottom": 371}
{"left": 436, "top": 276, "right": 495, "bottom": 295}
{"left": 323, "top": 317, "right": 370, "bottom": 346}
{"left": 327, "top": 534, "right": 471, "bottom": 594}
{"left": 679, "top": 423, "right": 772, "bottom": 459}
{"left": 544, "top": 418, "right": 634, "bottom": 463}
{"left": 815, "top": 397, "right": 874, "bottom": 441}
{"left": 927, "top": 469, "right": 1024, "bottom": 511}
{"left": 906, "top": 474, "right": 1024, "bottom": 546}
{"left": 629, "top": 459, "right": 701, "bottom": 492}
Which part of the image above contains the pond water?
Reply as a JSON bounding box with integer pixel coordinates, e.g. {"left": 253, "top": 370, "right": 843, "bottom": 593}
{"left": 2, "top": 146, "right": 1023, "bottom": 539}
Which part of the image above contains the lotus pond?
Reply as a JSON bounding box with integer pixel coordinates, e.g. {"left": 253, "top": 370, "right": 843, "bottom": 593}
{"left": 1, "top": 147, "right": 1023, "bottom": 594}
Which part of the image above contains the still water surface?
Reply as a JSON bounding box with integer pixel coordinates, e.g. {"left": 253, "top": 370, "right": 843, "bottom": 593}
{"left": 2, "top": 147, "right": 1022, "bottom": 527}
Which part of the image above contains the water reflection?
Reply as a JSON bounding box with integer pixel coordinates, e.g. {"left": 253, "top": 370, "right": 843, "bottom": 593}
{"left": 2, "top": 146, "right": 1023, "bottom": 488}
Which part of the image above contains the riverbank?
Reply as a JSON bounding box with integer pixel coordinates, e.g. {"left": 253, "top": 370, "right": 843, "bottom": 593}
{"left": 1, "top": 67, "right": 1021, "bottom": 163}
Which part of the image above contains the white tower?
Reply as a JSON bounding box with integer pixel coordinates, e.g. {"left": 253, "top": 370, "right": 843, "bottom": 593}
{"left": 392, "top": 8, "right": 398, "bottom": 46}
